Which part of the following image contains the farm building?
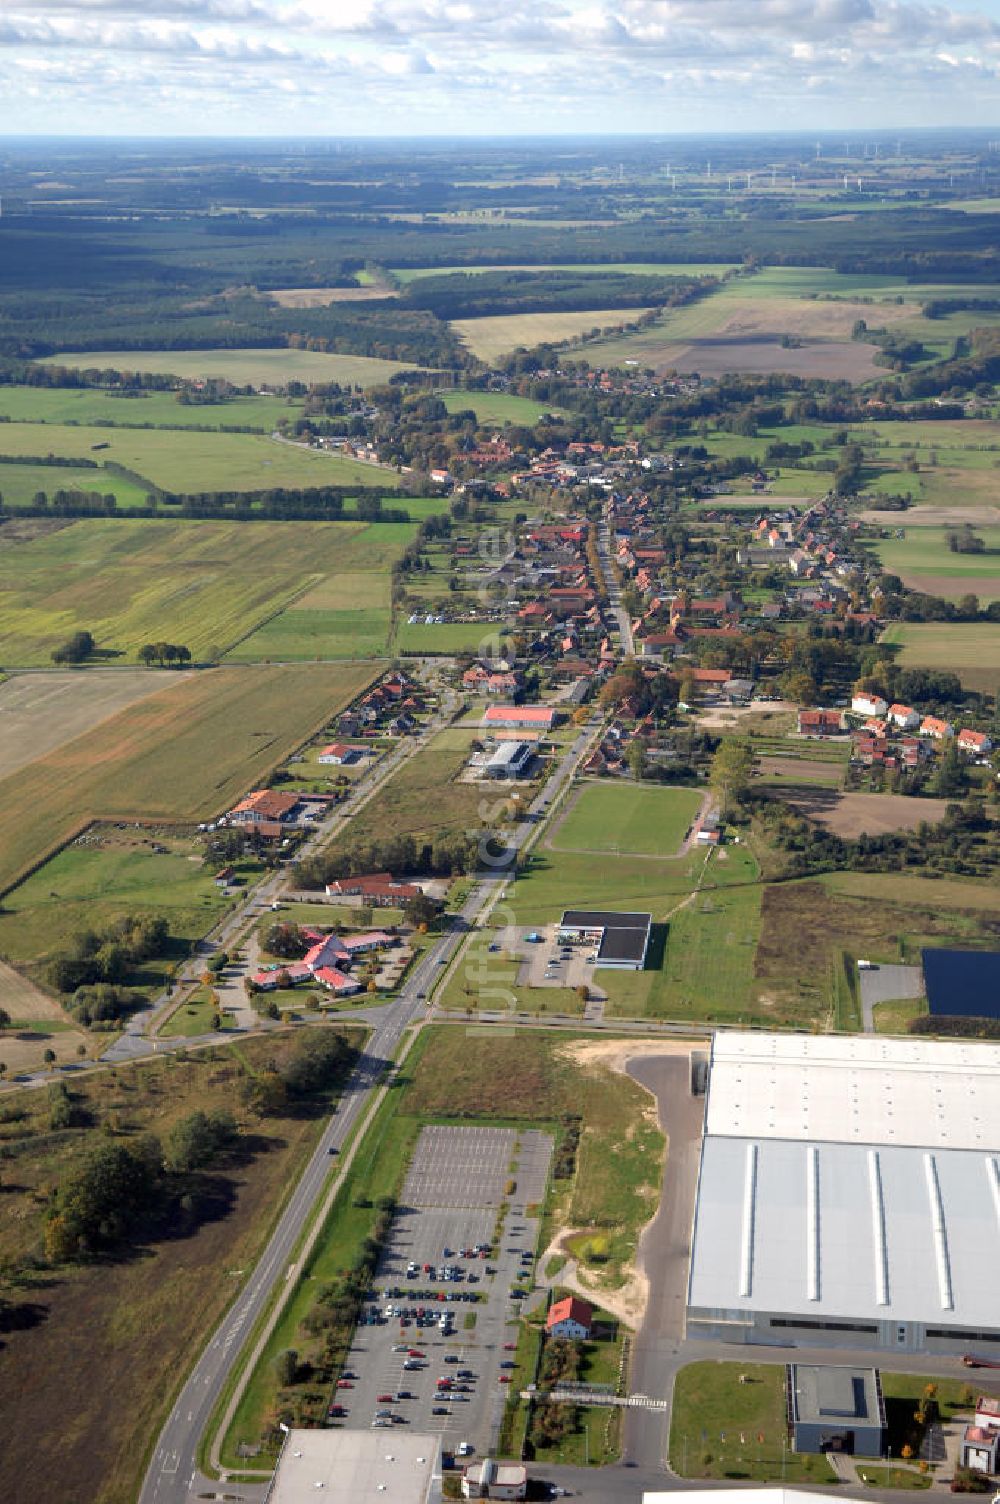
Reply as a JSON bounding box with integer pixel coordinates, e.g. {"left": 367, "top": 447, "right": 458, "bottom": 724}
{"left": 787, "top": 1365, "right": 886, "bottom": 1456}
{"left": 482, "top": 705, "right": 555, "bottom": 732}
{"left": 268, "top": 1429, "right": 441, "bottom": 1504}
{"left": 922, "top": 948, "right": 1000, "bottom": 1022}
{"left": 546, "top": 1296, "right": 594, "bottom": 1340}
{"left": 317, "top": 743, "right": 361, "bottom": 765}
{"left": 558, "top": 910, "right": 652, "bottom": 970}
{"left": 686, "top": 1032, "right": 1000, "bottom": 1354}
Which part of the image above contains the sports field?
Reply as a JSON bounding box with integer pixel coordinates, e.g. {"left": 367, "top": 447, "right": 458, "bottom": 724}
{"left": 0, "top": 420, "right": 399, "bottom": 495}
{"left": 452, "top": 308, "right": 655, "bottom": 362}
{"left": 550, "top": 782, "right": 704, "bottom": 857}
{"left": 0, "top": 517, "right": 408, "bottom": 666}
{"left": 0, "top": 384, "right": 294, "bottom": 430}
{"left": 0, "top": 661, "right": 375, "bottom": 894}
{"left": 40, "top": 348, "right": 434, "bottom": 386}
{"left": 873, "top": 526, "right": 1000, "bottom": 601}
{"left": 881, "top": 621, "right": 1000, "bottom": 692}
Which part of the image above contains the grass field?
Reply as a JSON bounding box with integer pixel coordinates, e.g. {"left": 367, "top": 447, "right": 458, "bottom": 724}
{"left": 0, "top": 516, "right": 408, "bottom": 666}
{"left": 0, "top": 837, "right": 229, "bottom": 995}
{"left": 873, "top": 526, "right": 1000, "bottom": 601}
{"left": 0, "top": 385, "right": 295, "bottom": 430}
{"left": 394, "top": 619, "right": 499, "bottom": 654}
{"left": 39, "top": 347, "right": 434, "bottom": 387}
{"left": 0, "top": 420, "right": 400, "bottom": 495}
{"left": 327, "top": 735, "right": 490, "bottom": 853}
{"left": 452, "top": 309, "right": 656, "bottom": 362}
{"left": 0, "top": 1032, "right": 359, "bottom": 1504}
{"left": 881, "top": 621, "right": 1000, "bottom": 692}
{"left": 550, "top": 782, "right": 703, "bottom": 857}
{"left": 438, "top": 389, "right": 561, "bottom": 424}
{"left": 0, "top": 661, "right": 375, "bottom": 894}
{"left": 0, "top": 460, "right": 153, "bottom": 508}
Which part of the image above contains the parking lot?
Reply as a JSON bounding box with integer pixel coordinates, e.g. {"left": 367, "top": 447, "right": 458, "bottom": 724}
{"left": 335, "top": 1126, "right": 553, "bottom": 1457}
{"left": 495, "top": 923, "right": 602, "bottom": 995}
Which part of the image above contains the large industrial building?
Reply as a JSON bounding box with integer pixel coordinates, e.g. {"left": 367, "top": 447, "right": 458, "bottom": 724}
{"left": 686, "top": 1032, "right": 1000, "bottom": 1354}
{"left": 265, "top": 1430, "right": 441, "bottom": 1504}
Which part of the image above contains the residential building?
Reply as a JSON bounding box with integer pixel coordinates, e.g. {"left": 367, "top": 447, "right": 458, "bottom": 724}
{"left": 851, "top": 694, "right": 888, "bottom": 718}
{"left": 798, "top": 710, "right": 844, "bottom": 736}
{"left": 919, "top": 716, "right": 955, "bottom": 740}
{"left": 888, "top": 704, "right": 920, "bottom": 730}
{"left": 317, "top": 743, "right": 361, "bottom": 765}
{"left": 546, "top": 1296, "right": 594, "bottom": 1340}
{"left": 228, "top": 789, "right": 301, "bottom": 825}
{"left": 958, "top": 729, "right": 993, "bottom": 756}
{"left": 324, "top": 872, "right": 422, "bottom": 907}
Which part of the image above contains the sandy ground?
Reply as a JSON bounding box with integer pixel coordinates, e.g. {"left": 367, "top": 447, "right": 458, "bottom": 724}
{"left": 0, "top": 669, "right": 193, "bottom": 780}
{"left": 666, "top": 337, "right": 883, "bottom": 382}
{"left": 758, "top": 755, "right": 845, "bottom": 786}
{"left": 781, "top": 789, "right": 951, "bottom": 837}
{"left": 543, "top": 1039, "right": 706, "bottom": 1329}
{"left": 268, "top": 286, "right": 398, "bottom": 306}
{"left": 891, "top": 570, "right": 1000, "bottom": 599}
{"left": 694, "top": 699, "right": 796, "bottom": 730}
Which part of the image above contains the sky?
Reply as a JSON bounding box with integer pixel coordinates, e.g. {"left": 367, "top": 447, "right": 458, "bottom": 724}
{"left": 1, "top": 0, "right": 1000, "bottom": 136}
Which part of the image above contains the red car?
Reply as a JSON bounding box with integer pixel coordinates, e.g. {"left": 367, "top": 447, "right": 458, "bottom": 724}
{"left": 377, "top": 1393, "right": 393, "bottom": 1403}
{"left": 498, "top": 1376, "right": 512, "bottom": 1384}
{"left": 408, "top": 1349, "right": 424, "bottom": 1358}
{"left": 336, "top": 1380, "right": 353, "bottom": 1389}
{"left": 503, "top": 1343, "right": 516, "bottom": 1351}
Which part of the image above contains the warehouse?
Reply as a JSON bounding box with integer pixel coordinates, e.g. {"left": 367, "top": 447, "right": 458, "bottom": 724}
{"left": 558, "top": 909, "right": 652, "bottom": 970}
{"left": 482, "top": 740, "right": 534, "bottom": 779}
{"left": 686, "top": 1033, "right": 1000, "bottom": 1354}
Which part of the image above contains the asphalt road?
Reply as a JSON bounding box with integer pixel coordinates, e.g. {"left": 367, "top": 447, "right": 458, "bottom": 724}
{"left": 138, "top": 713, "right": 602, "bottom": 1504}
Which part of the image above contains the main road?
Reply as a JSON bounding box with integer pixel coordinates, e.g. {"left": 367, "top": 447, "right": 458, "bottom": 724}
{"left": 139, "top": 716, "right": 602, "bottom": 1504}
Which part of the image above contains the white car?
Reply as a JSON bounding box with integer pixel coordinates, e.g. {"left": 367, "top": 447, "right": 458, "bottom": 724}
{"left": 457, "top": 1442, "right": 474, "bottom": 1457}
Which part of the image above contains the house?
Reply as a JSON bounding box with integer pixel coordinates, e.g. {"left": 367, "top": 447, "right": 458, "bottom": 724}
{"left": 461, "top": 1459, "right": 527, "bottom": 1501}
{"left": 228, "top": 789, "right": 301, "bottom": 826}
{"left": 341, "top": 931, "right": 395, "bottom": 954}
{"left": 303, "top": 934, "right": 352, "bottom": 971}
{"left": 317, "top": 743, "right": 361, "bottom": 766}
{"left": 958, "top": 729, "right": 993, "bottom": 756}
{"left": 214, "top": 866, "right": 236, "bottom": 888}
{"left": 324, "top": 872, "right": 422, "bottom": 907}
{"left": 313, "top": 966, "right": 361, "bottom": 996}
{"left": 919, "top": 716, "right": 955, "bottom": 740}
{"left": 546, "top": 1295, "right": 594, "bottom": 1340}
{"left": 851, "top": 694, "right": 888, "bottom": 718}
{"left": 798, "top": 709, "right": 844, "bottom": 737}
{"left": 482, "top": 705, "right": 555, "bottom": 732}
{"left": 888, "top": 703, "right": 919, "bottom": 730}
{"left": 724, "top": 678, "right": 754, "bottom": 704}
{"left": 960, "top": 1426, "right": 1000, "bottom": 1474}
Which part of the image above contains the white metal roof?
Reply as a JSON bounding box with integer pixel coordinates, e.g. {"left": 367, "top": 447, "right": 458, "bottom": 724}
{"left": 706, "top": 1031, "right": 1000, "bottom": 1151}
{"left": 688, "top": 1136, "right": 1000, "bottom": 1328}
{"left": 645, "top": 1494, "right": 868, "bottom": 1504}
{"left": 267, "top": 1431, "right": 440, "bottom": 1504}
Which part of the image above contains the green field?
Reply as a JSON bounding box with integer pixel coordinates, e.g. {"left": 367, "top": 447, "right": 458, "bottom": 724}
{"left": 39, "top": 347, "right": 435, "bottom": 387}
{"left": 874, "top": 526, "right": 1000, "bottom": 600}
{"left": 394, "top": 619, "right": 498, "bottom": 654}
{"left": 0, "top": 461, "right": 152, "bottom": 509}
{"left": 552, "top": 782, "right": 703, "bottom": 856}
{"left": 438, "top": 388, "right": 562, "bottom": 424}
{"left": 0, "top": 420, "right": 399, "bottom": 496}
{"left": 0, "top": 661, "right": 375, "bottom": 895}
{"left": 0, "top": 385, "right": 296, "bottom": 429}
{"left": 0, "top": 516, "right": 409, "bottom": 666}
{"left": 0, "top": 839, "right": 229, "bottom": 991}
{"left": 881, "top": 621, "right": 1000, "bottom": 692}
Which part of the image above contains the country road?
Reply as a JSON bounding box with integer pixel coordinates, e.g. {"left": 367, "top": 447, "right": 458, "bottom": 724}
{"left": 139, "top": 715, "right": 603, "bottom": 1504}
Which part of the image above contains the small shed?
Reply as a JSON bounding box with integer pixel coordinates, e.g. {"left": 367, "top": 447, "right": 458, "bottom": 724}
{"left": 787, "top": 1364, "right": 886, "bottom": 1456}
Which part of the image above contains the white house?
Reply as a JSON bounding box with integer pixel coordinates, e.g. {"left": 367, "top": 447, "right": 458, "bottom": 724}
{"left": 919, "top": 716, "right": 955, "bottom": 740}
{"left": 317, "top": 743, "right": 361, "bottom": 766}
{"left": 851, "top": 694, "right": 888, "bottom": 718}
{"left": 958, "top": 729, "right": 993, "bottom": 757}
{"left": 888, "top": 703, "right": 920, "bottom": 730}
{"left": 545, "top": 1295, "right": 593, "bottom": 1341}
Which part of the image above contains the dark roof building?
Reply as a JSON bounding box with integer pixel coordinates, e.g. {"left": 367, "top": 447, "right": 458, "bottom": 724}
{"left": 787, "top": 1364, "right": 886, "bottom": 1457}
{"left": 558, "top": 910, "right": 652, "bottom": 970}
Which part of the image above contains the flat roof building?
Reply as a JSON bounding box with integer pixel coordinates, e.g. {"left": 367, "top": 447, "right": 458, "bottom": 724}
{"left": 483, "top": 740, "right": 534, "bottom": 779}
{"left": 787, "top": 1365, "right": 886, "bottom": 1456}
{"left": 559, "top": 909, "right": 652, "bottom": 970}
{"left": 687, "top": 1031, "right": 1000, "bottom": 1355}
{"left": 265, "top": 1430, "right": 441, "bottom": 1504}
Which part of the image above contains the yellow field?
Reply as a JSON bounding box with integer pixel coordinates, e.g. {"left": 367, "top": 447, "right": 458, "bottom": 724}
{"left": 0, "top": 661, "right": 376, "bottom": 894}
{"left": 451, "top": 308, "right": 655, "bottom": 362}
